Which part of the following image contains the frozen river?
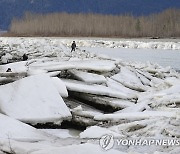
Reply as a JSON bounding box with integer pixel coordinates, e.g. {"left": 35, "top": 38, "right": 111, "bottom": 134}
{"left": 82, "top": 47, "right": 180, "bottom": 71}
{"left": 1, "top": 37, "right": 180, "bottom": 71}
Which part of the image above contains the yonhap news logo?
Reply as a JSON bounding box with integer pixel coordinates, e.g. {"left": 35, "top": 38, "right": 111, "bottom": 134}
{"left": 99, "top": 134, "right": 114, "bottom": 150}
{"left": 99, "top": 134, "right": 180, "bottom": 151}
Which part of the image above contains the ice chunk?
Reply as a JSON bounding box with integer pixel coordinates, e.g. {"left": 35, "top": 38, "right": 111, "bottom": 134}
{"left": 1, "top": 53, "right": 13, "bottom": 64}
{"left": 110, "top": 99, "right": 135, "bottom": 108}
{"left": 27, "top": 68, "right": 48, "bottom": 76}
{"left": 94, "top": 111, "right": 177, "bottom": 122}
{"left": 47, "top": 71, "right": 61, "bottom": 77}
{"left": 106, "top": 78, "right": 138, "bottom": 98}
{"left": 0, "top": 61, "right": 28, "bottom": 73}
{"left": 30, "top": 59, "right": 116, "bottom": 72}
{"left": 155, "top": 84, "right": 180, "bottom": 96}
{"left": 0, "top": 74, "right": 71, "bottom": 124}
{"left": 71, "top": 105, "right": 103, "bottom": 118}
{"left": 111, "top": 67, "right": 146, "bottom": 92}
{"left": 51, "top": 77, "right": 68, "bottom": 98}
{"left": 0, "top": 113, "right": 47, "bottom": 141}
{"left": 63, "top": 79, "right": 135, "bottom": 99}
{"left": 69, "top": 70, "right": 106, "bottom": 84}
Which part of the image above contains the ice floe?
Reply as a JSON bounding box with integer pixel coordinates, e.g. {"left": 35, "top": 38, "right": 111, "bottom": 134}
{"left": 111, "top": 66, "right": 146, "bottom": 92}
{"left": 51, "top": 77, "right": 68, "bottom": 97}
{"left": 0, "top": 113, "right": 48, "bottom": 141}
{"left": 0, "top": 74, "right": 71, "bottom": 124}
{"left": 63, "top": 79, "right": 135, "bottom": 99}
{"left": 69, "top": 69, "right": 107, "bottom": 84}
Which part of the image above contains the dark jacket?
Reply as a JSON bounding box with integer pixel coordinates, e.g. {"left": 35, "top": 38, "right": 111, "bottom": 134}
{"left": 23, "top": 54, "right": 28, "bottom": 61}
{"left": 71, "top": 42, "right": 76, "bottom": 49}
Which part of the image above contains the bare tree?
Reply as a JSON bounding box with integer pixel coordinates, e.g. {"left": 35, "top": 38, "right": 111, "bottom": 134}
{"left": 10, "top": 9, "right": 180, "bottom": 37}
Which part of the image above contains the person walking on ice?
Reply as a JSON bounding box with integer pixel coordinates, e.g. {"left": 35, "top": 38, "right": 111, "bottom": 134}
{"left": 71, "top": 41, "right": 76, "bottom": 52}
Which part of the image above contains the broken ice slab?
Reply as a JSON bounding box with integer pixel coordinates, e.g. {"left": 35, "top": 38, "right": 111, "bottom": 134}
{"left": 29, "top": 59, "right": 116, "bottom": 72}
{"left": 64, "top": 98, "right": 103, "bottom": 128}
{"left": 94, "top": 111, "right": 177, "bottom": 122}
{"left": 27, "top": 68, "right": 48, "bottom": 76}
{"left": 111, "top": 66, "right": 147, "bottom": 92}
{"left": 62, "top": 79, "right": 136, "bottom": 99}
{"left": 0, "top": 61, "right": 28, "bottom": 73}
{"left": 0, "top": 74, "right": 71, "bottom": 124}
{"left": 106, "top": 78, "right": 138, "bottom": 97}
{"left": 0, "top": 113, "right": 48, "bottom": 141}
{"left": 51, "top": 77, "right": 68, "bottom": 98}
{"left": 0, "top": 72, "right": 27, "bottom": 77}
{"left": 69, "top": 69, "right": 106, "bottom": 84}
{"left": 69, "top": 92, "right": 136, "bottom": 112}
{"left": 0, "top": 77, "right": 17, "bottom": 85}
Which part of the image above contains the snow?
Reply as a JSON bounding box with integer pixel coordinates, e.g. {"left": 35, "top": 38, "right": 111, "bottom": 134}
{"left": 69, "top": 69, "right": 107, "bottom": 84}
{"left": 0, "top": 74, "right": 71, "bottom": 124}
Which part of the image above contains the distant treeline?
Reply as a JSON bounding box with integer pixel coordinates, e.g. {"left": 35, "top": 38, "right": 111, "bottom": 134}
{"left": 10, "top": 9, "right": 180, "bottom": 37}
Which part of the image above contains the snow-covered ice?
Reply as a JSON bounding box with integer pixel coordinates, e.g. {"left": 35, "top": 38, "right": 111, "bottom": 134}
{"left": 111, "top": 66, "right": 146, "bottom": 92}
{"left": 0, "top": 74, "right": 71, "bottom": 124}
{"left": 0, "top": 61, "right": 28, "bottom": 73}
{"left": 69, "top": 69, "right": 107, "bottom": 84}
{"left": 106, "top": 78, "right": 138, "bottom": 98}
{"left": 29, "top": 59, "right": 117, "bottom": 72}
{"left": 0, "top": 113, "right": 48, "bottom": 141}
{"left": 94, "top": 111, "right": 178, "bottom": 122}
{"left": 63, "top": 79, "right": 135, "bottom": 99}
{"left": 71, "top": 105, "right": 103, "bottom": 118}
{"left": 51, "top": 77, "right": 68, "bottom": 97}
